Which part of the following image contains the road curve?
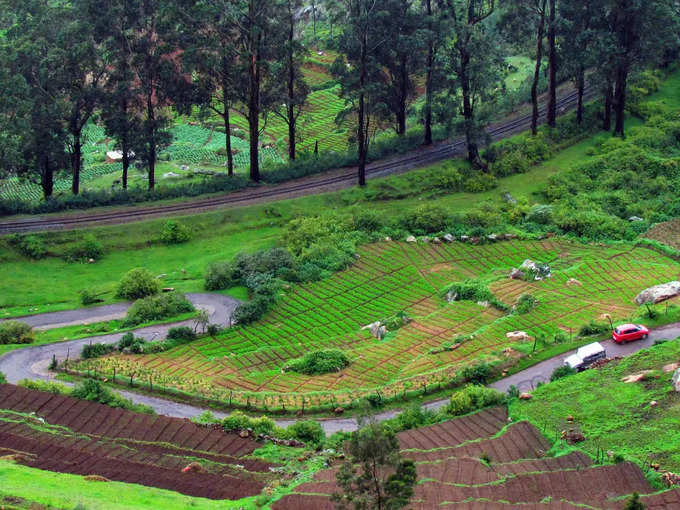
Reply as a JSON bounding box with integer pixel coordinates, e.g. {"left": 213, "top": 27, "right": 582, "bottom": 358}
{"left": 1, "top": 296, "right": 678, "bottom": 434}
{"left": 0, "top": 87, "right": 596, "bottom": 235}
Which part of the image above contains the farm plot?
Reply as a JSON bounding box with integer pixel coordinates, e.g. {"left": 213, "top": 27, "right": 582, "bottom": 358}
{"left": 0, "top": 384, "right": 279, "bottom": 500}
{"left": 80, "top": 239, "right": 680, "bottom": 409}
{"left": 273, "top": 407, "right": 663, "bottom": 510}
{"left": 645, "top": 219, "right": 680, "bottom": 250}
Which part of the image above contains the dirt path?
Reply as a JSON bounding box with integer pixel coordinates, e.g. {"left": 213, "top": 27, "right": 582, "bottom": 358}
{"left": 1, "top": 297, "right": 678, "bottom": 434}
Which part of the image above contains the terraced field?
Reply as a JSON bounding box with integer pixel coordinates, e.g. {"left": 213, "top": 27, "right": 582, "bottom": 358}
{"left": 78, "top": 238, "right": 680, "bottom": 409}
{"left": 645, "top": 219, "right": 680, "bottom": 250}
{"left": 273, "top": 406, "right": 679, "bottom": 509}
{"left": 0, "top": 384, "right": 280, "bottom": 500}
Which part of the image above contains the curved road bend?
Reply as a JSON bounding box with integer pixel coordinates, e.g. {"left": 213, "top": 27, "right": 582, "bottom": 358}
{"left": 1, "top": 296, "right": 679, "bottom": 434}
{"left": 0, "top": 86, "right": 596, "bottom": 235}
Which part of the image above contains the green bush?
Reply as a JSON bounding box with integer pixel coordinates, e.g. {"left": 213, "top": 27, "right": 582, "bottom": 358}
{"left": 221, "top": 411, "right": 275, "bottom": 436}
{"left": 233, "top": 294, "right": 274, "bottom": 325}
{"left": 461, "top": 362, "right": 492, "bottom": 385}
{"left": 71, "top": 378, "right": 154, "bottom": 414}
{"left": 550, "top": 365, "right": 577, "bottom": 381}
{"left": 462, "top": 173, "right": 497, "bottom": 193}
{"left": 160, "top": 220, "right": 191, "bottom": 244}
{"left": 8, "top": 234, "right": 47, "bottom": 259}
{"left": 79, "top": 288, "right": 102, "bottom": 306}
{"left": 65, "top": 235, "right": 104, "bottom": 262}
{"left": 0, "top": 321, "right": 34, "bottom": 345}
{"left": 0, "top": 371, "right": 5, "bottom": 384}
{"left": 204, "top": 261, "right": 237, "bottom": 291}
{"left": 19, "top": 379, "right": 69, "bottom": 394}
{"left": 353, "top": 210, "right": 384, "bottom": 232}
{"left": 116, "top": 268, "right": 161, "bottom": 300}
{"left": 515, "top": 294, "right": 538, "bottom": 314}
{"left": 123, "top": 292, "right": 194, "bottom": 327}
{"left": 447, "top": 385, "right": 506, "bottom": 417}
{"left": 285, "top": 420, "right": 325, "bottom": 444}
{"left": 442, "top": 281, "right": 509, "bottom": 312}
{"left": 284, "top": 350, "right": 350, "bottom": 375}
{"left": 166, "top": 326, "right": 197, "bottom": 342}
{"left": 578, "top": 321, "right": 610, "bottom": 337}
{"left": 81, "top": 343, "right": 115, "bottom": 359}
{"left": 399, "top": 205, "right": 449, "bottom": 234}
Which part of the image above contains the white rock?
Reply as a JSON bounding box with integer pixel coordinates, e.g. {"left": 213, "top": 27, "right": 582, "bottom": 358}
{"left": 443, "top": 234, "right": 455, "bottom": 243}
{"left": 406, "top": 235, "right": 417, "bottom": 243}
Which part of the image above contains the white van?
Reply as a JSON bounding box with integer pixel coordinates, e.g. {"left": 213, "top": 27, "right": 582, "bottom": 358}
{"left": 563, "top": 342, "right": 606, "bottom": 371}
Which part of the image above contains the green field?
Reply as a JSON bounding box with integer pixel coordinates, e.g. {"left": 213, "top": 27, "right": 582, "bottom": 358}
{"left": 76, "top": 238, "right": 680, "bottom": 410}
{"left": 511, "top": 339, "right": 680, "bottom": 472}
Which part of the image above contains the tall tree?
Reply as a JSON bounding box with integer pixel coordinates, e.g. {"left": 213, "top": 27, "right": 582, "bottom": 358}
{"left": 442, "top": 0, "right": 503, "bottom": 169}
{"left": 229, "top": 0, "right": 285, "bottom": 182}
{"left": 59, "top": 1, "right": 107, "bottom": 195}
{"left": 546, "top": 0, "right": 557, "bottom": 127}
{"left": 500, "top": 0, "right": 548, "bottom": 135}
{"left": 332, "top": 421, "right": 417, "bottom": 510}
{"left": 0, "top": 0, "right": 70, "bottom": 199}
{"left": 272, "top": 0, "right": 310, "bottom": 161}
{"left": 331, "top": 0, "right": 391, "bottom": 186}
{"left": 377, "top": 0, "right": 423, "bottom": 136}
{"left": 559, "top": 0, "right": 600, "bottom": 124}
{"left": 608, "top": 0, "right": 676, "bottom": 137}
{"left": 174, "top": 0, "right": 240, "bottom": 176}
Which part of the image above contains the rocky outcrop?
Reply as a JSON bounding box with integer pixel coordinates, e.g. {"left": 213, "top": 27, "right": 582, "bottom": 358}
{"left": 634, "top": 281, "right": 680, "bottom": 305}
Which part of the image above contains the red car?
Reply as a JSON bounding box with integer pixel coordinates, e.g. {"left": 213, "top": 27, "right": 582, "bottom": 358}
{"left": 612, "top": 323, "right": 649, "bottom": 344}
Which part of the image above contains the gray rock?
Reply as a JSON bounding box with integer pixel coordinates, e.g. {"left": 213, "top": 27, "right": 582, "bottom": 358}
{"left": 443, "top": 234, "right": 455, "bottom": 243}
{"left": 510, "top": 268, "right": 524, "bottom": 280}
{"left": 406, "top": 235, "right": 417, "bottom": 243}
{"left": 445, "top": 291, "right": 458, "bottom": 303}
{"left": 487, "top": 234, "right": 498, "bottom": 241}
{"left": 180, "top": 165, "right": 190, "bottom": 171}
{"left": 629, "top": 216, "right": 644, "bottom": 222}
{"left": 635, "top": 281, "right": 680, "bottom": 305}
{"left": 460, "top": 235, "right": 470, "bottom": 242}
{"left": 163, "top": 172, "right": 180, "bottom": 179}
{"left": 672, "top": 368, "right": 680, "bottom": 392}
{"left": 502, "top": 192, "right": 517, "bottom": 204}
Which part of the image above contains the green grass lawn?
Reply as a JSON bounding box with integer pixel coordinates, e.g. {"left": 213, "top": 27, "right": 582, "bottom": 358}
{"left": 511, "top": 339, "right": 680, "bottom": 472}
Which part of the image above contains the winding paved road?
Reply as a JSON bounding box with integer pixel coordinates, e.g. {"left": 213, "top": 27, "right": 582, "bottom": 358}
{"left": 2, "top": 295, "right": 679, "bottom": 434}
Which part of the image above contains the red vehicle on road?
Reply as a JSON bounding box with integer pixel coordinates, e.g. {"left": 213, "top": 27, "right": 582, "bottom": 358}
{"left": 612, "top": 323, "right": 649, "bottom": 344}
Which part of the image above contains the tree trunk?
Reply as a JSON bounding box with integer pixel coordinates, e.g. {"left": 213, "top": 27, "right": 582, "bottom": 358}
{"left": 71, "top": 131, "right": 82, "bottom": 195}
{"left": 357, "top": 28, "right": 367, "bottom": 187}
{"left": 576, "top": 67, "right": 585, "bottom": 124}
{"left": 531, "top": 3, "right": 546, "bottom": 136}
{"left": 603, "top": 80, "right": 613, "bottom": 131}
{"left": 41, "top": 155, "right": 54, "bottom": 199}
{"left": 222, "top": 58, "right": 234, "bottom": 176}
{"left": 424, "top": 0, "right": 434, "bottom": 145}
{"left": 613, "top": 64, "right": 628, "bottom": 137}
{"left": 121, "top": 97, "right": 129, "bottom": 189}
{"left": 396, "top": 54, "right": 408, "bottom": 136}
{"left": 147, "top": 92, "right": 156, "bottom": 190}
{"left": 287, "top": 9, "right": 297, "bottom": 160}
{"left": 546, "top": 0, "right": 557, "bottom": 127}
{"left": 459, "top": 46, "right": 483, "bottom": 169}
{"left": 248, "top": 0, "right": 261, "bottom": 182}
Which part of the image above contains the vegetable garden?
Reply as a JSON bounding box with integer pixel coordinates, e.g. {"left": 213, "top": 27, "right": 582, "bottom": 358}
{"left": 72, "top": 237, "right": 680, "bottom": 412}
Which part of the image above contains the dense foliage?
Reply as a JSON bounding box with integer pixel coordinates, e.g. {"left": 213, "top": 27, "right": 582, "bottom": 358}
{"left": 0, "top": 321, "right": 34, "bottom": 345}
{"left": 122, "top": 292, "right": 194, "bottom": 327}
{"left": 116, "top": 268, "right": 161, "bottom": 300}
{"left": 284, "top": 350, "right": 350, "bottom": 375}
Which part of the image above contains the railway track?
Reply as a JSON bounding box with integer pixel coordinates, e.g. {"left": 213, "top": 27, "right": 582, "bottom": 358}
{"left": 0, "top": 87, "right": 596, "bottom": 234}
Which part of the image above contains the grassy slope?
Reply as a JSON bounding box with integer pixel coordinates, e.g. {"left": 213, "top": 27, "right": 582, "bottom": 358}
{"left": 510, "top": 339, "right": 680, "bottom": 472}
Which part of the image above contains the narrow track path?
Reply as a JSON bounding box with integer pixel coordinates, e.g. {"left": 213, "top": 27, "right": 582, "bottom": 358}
{"left": 0, "top": 87, "right": 595, "bottom": 234}
{"left": 1, "top": 295, "right": 677, "bottom": 434}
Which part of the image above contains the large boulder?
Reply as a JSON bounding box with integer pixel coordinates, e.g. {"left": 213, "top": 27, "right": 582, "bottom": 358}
{"left": 635, "top": 281, "right": 680, "bottom": 305}
{"left": 672, "top": 368, "right": 680, "bottom": 392}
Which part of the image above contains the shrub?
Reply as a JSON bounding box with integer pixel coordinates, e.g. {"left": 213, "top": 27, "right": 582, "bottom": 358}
{"left": 79, "top": 288, "right": 102, "bottom": 306}
{"left": 578, "top": 321, "right": 610, "bottom": 337}
{"left": 71, "top": 379, "right": 154, "bottom": 414}
{"left": 122, "top": 292, "right": 194, "bottom": 327}
{"left": 550, "top": 365, "right": 577, "bottom": 381}
{"left": 462, "top": 173, "right": 497, "bottom": 193}
{"left": 160, "top": 220, "right": 191, "bottom": 244}
{"left": 447, "top": 385, "right": 506, "bottom": 417}
{"left": 19, "top": 379, "right": 69, "bottom": 394}
{"left": 222, "top": 411, "right": 275, "bottom": 436}
{"left": 283, "top": 350, "right": 350, "bottom": 375}
{"left": 0, "top": 321, "right": 34, "bottom": 345}
{"left": 443, "top": 281, "right": 509, "bottom": 312}
{"left": 205, "top": 261, "right": 237, "bottom": 291}
{"left": 65, "top": 235, "right": 104, "bottom": 262}
{"left": 399, "top": 204, "right": 449, "bottom": 234}
{"left": 525, "top": 204, "right": 553, "bottom": 225}
{"left": 461, "top": 362, "right": 492, "bottom": 385}
{"left": 81, "top": 343, "right": 115, "bottom": 359}
{"left": 0, "top": 371, "right": 5, "bottom": 384}
{"left": 116, "top": 268, "right": 161, "bottom": 300}
{"left": 286, "top": 420, "right": 325, "bottom": 444}
{"left": 9, "top": 234, "right": 47, "bottom": 259}
{"left": 166, "top": 326, "right": 197, "bottom": 342}
{"left": 515, "top": 294, "right": 538, "bottom": 314}
{"left": 353, "top": 210, "right": 384, "bottom": 233}
{"left": 232, "top": 295, "right": 272, "bottom": 324}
